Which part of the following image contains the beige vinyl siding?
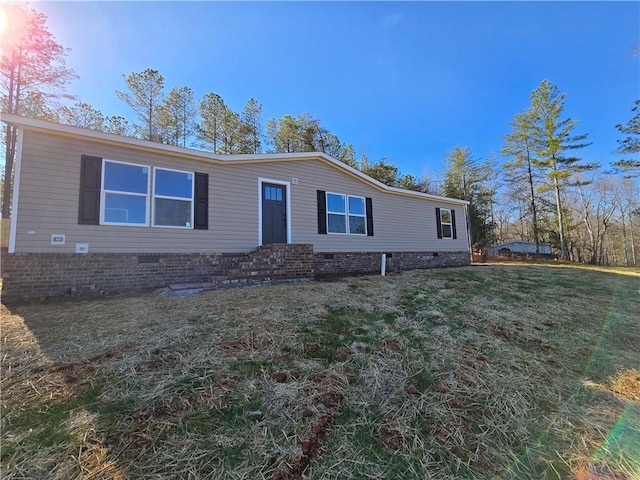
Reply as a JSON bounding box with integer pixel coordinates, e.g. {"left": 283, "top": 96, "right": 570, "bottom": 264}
{"left": 17, "top": 131, "right": 255, "bottom": 253}
{"left": 281, "top": 161, "right": 468, "bottom": 252}
{"left": 14, "top": 130, "right": 468, "bottom": 254}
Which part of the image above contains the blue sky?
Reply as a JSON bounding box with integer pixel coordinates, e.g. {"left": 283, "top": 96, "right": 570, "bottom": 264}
{"left": 32, "top": 1, "right": 640, "bottom": 179}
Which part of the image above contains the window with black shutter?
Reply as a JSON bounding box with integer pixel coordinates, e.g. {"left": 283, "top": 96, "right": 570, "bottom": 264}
{"left": 78, "top": 155, "right": 208, "bottom": 230}
{"left": 319, "top": 190, "right": 374, "bottom": 236}
{"left": 78, "top": 155, "right": 102, "bottom": 225}
{"left": 451, "top": 209, "right": 457, "bottom": 239}
{"left": 436, "top": 207, "right": 455, "bottom": 239}
{"left": 317, "top": 190, "right": 327, "bottom": 234}
{"left": 366, "top": 197, "right": 374, "bottom": 236}
{"left": 194, "top": 172, "right": 209, "bottom": 229}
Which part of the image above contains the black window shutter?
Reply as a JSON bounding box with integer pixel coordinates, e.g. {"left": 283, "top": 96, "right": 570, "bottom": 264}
{"left": 78, "top": 155, "right": 102, "bottom": 225}
{"left": 451, "top": 209, "right": 457, "bottom": 239}
{"left": 194, "top": 172, "right": 209, "bottom": 230}
{"left": 317, "top": 190, "right": 327, "bottom": 234}
{"left": 435, "top": 207, "right": 442, "bottom": 239}
{"left": 366, "top": 197, "right": 374, "bottom": 236}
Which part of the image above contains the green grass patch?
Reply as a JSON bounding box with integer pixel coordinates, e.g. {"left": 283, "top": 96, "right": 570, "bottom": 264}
{"left": 228, "top": 358, "right": 268, "bottom": 377}
{"left": 1, "top": 381, "right": 140, "bottom": 461}
{"left": 300, "top": 306, "right": 392, "bottom": 363}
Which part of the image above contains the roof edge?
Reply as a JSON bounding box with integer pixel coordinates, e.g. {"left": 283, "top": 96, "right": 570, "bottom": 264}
{"left": 1, "top": 113, "right": 469, "bottom": 205}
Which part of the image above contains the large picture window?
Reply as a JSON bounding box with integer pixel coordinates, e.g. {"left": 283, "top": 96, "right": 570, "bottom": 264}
{"left": 326, "top": 192, "right": 367, "bottom": 235}
{"left": 80, "top": 156, "right": 208, "bottom": 229}
{"left": 102, "top": 160, "right": 149, "bottom": 225}
{"left": 153, "top": 168, "right": 194, "bottom": 228}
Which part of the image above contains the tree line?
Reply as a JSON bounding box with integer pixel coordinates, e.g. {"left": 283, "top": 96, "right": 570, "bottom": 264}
{"left": 498, "top": 82, "right": 638, "bottom": 265}
{"left": 2, "top": 4, "right": 638, "bottom": 265}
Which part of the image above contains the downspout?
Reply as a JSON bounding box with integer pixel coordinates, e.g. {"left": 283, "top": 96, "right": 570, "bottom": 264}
{"left": 8, "top": 127, "right": 24, "bottom": 253}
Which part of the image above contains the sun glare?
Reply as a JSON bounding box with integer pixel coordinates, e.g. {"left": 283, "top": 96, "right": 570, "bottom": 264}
{"left": 0, "top": 6, "right": 7, "bottom": 36}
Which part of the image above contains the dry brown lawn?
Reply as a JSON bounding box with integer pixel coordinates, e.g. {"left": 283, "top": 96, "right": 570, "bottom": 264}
{"left": 1, "top": 264, "right": 639, "bottom": 479}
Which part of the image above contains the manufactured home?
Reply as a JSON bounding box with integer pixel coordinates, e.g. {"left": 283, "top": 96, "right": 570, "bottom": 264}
{"left": 1, "top": 114, "right": 470, "bottom": 302}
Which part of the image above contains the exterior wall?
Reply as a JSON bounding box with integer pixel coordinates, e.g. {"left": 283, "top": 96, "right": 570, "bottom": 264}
{"left": 0, "top": 244, "right": 314, "bottom": 303}
{"left": 14, "top": 130, "right": 469, "bottom": 255}
{"left": 315, "top": 251, "right": 470, "bottom": 277}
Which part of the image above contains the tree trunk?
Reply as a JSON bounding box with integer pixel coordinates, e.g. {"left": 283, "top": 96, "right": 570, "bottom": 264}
{"left": 621, "top": 207, "right": 629, "bottom": 266}
{"left": 148, "top": 97, "right": 153, "bottom": 141}
{"left": 1, "top": 126, "right": 16, "bottom": 219}
{"left": 630, "top": 221, "right": 637, "bottom": 266}
{"left": 465, "top": 203, "right": 474, "bottom": 263}
{"left": 577, "top": 185, "right": 597, "bottom": 264}
{"left": 597, "top": 226, "right": 609, "bottom": 265}
{"left": 553, "top": 175, "right": 568, "bottom": 260}
{"left": 2, "top": 46, "right": 21, "bottom": 219}
{"left": 526, "top": 153, "right": 540, "bottom": 254}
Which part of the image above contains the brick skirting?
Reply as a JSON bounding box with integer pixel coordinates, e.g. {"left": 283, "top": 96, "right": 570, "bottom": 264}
{"left": 1, "top": 247, "right": 470, "bottom": 303}
{"left": 0, "top": 243, "right": 314, "bottom": 303}
{"left": 314, "top": 251, "right": 470, "bottom": 277}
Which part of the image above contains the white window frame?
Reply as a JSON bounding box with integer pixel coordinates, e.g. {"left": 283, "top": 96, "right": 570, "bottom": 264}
{"left": 326, "top": 192, "right": 367, "bottom": 236}
{"left": 152, "top": 167, "right": 195, "bottom": 229}
{"left": 101, "top": 159, "right": 150, "bottom": 227}
{"left": 347, "top": 195, "right": 367, "bottom": 236}
{"left": 326, "top": 192, "right": 347, "bottom": 235}
{"left": 440, "top": 207, "right": 453, "bottom": 239}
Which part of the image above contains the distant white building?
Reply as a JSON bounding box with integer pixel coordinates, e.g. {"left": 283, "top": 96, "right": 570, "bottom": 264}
{"left": 489, "top": 241, "right": 552, "bottom": 255}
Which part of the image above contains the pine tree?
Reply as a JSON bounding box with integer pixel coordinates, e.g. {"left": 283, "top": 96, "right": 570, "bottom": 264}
{"left": 362, "top": 159, "right": 399, "bottom": 186}
{"left": 219, "top": 106, "right": 242, "bottom": 153}
{"left": 198, "top": 92, "right": 225, "bottom": 153}
{"left": 266, "top": 115, "right": 299, "bottom": 153}
{"left": 298, "top": 114, "right": 320, "bottom": 152}
{"left": 442, "top": 147, "right": 495, "bottom": 252}
{"left": 316, "top": 130, "right": 342, "bottom": 158}
{"left": 116, "top": 69, "right": 165, "bottom": 142}
{"left": 103, "top": 116, "right": 133, "bottom": 136}
{"left": 57, "top": 102, "right": 133, "bottom": 136}
{"left": 13, "top": 92, "right": 58, "bottom": 121}
{"left": 238, "top": 98, "right": 263, "bottom": 154}
{"left": 1, "top": 3, "right": 76, "bottom": 218}
{"left": 613, "top": 99, "right": 640, "bottom": 174}
{"left": 265, "top": 113, "right": 347, "bottom": 156}
{"left": 339, "top": 144, "right": 358, "bottom": 169}
{"left": 528, "top": 80, "right": 595, "bottom": 260}
{"left": 158, "top": 86, "right": 195, "bottom": 147}
{"left": 57, "top": 102, "right": 106, "bottom": 130}
{"left": 502, "top": 109, "right": 543, "bottom": 253}
{"left": 397, "top": 174, "right": 431, "bottom": 193}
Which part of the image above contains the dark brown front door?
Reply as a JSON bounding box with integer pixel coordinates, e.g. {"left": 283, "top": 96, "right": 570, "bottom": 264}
{"left": 262, "top": 183, "right": 287, "bottom": 245}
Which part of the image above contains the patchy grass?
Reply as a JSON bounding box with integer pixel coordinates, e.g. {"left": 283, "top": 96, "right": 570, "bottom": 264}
{"left": 1, "top": 264, "right": 639, "bottom": 479}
